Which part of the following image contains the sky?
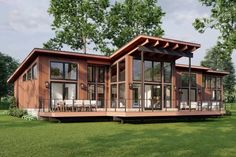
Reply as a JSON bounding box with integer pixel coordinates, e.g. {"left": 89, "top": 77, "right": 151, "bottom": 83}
{"left": 0, "top": 0, "right": 235, "bottom": 66}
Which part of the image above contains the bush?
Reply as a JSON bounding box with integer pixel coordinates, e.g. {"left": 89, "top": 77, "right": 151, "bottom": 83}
{"left": 22, "top": 114, "right": 37, "bottom": 121}
{"left": 9, "top": 108, "right": 27, "bottom": 118}
{"left": 0, "top": 110, "right": 10, "bottom": 115}
{"left": 0, "top": 96, "right": 17, "bottom": 110}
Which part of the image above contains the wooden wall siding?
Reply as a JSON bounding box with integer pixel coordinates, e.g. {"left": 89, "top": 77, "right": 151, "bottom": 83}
{"left": 16, "top": 57, "right": 39, "bottom": 109}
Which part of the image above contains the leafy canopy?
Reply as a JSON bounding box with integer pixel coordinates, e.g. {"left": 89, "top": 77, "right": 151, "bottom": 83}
{"left": 44, "top": 0, "right": 165, "bottom": 56}
{"left": 0, "top": 52, "right": 18, "bottom": 99}
{"left": 193, "top": 0, "right": 236, "bottom": 55}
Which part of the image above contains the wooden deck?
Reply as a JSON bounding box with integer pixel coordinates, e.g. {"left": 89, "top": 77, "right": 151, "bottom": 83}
{"left": 39, "top": 110, "right": 225, "bottom": 118}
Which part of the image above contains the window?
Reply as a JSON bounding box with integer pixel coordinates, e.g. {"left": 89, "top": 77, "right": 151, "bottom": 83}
{"left": 118, "top": 84, "right": 125, "bottom": 107}
{"left": 65, "top": 63, "right": 77, "bottom": 80}
{"left": 97, "top": 85, "right": 105, "bottom": 108}
{"left": 98, "top": 67, "right": 105, "bottom": 83}
{"left": 181, "top": 73, "right": 196, "bottom": 87}
{"left": 164, "top": 62, "right": 171, "bottom": 83}
{"left": 119, "top": 60, "right": 125, "bottom": 81}
{"left": 164, "top": 85, "right": 171, "bottom": 108}
{"left": 216, "top": 77, "right": 221, "bottom": 89}
{"left": 27, "top": 69, "right": 32, "bottom": 80}
{"left": 181, "top": 88, "right": 196, "bottom": 102}
{"left": 132, "top": 84, "right": 141, "bottom": 107}
{"left": 23, "top": 74, "right": 26, "bottom": 81}
{"left": 133, "top": 59, "right": 141, "bottom": 81}
{"left": 202, "top": 75, "right": 206, "bottom": 88}
{"left": 50, "top": 62, "right": 77, "bottom": 80}
{"left": 88, "top": 84, "right": 96, "bottom": 100}
{"left": 211, "top": 77, "right": 216, "bottom": 89}
{"left": 111, "top": 84, "right": 117, "bottom": 108}
{"left": 206, "top": 76, "right": 211, "bottom": 88}
{"left": 111, "top": 65, "right": 117, "bottom": 82}
{"left": 32, "top": 64, "right": 37, "bottom": 79}
{"left": 153, "top": 62, "right": 161, "bottom": 82}
{"left": 88, "top": 66, "right": 95, "bottom": 82}
{"left": 50, "top": 62, "right": 64, "bottom": 79}
{"left": 144, "top": 61, "right": 152, "bottom": 81}
{"left": 51, "top": 82, "right": 76, "bottom": 100}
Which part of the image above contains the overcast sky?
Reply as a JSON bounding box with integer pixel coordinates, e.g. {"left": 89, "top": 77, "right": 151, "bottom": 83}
{"left": 0, "top": 0, "right": 235, "bottom": 66}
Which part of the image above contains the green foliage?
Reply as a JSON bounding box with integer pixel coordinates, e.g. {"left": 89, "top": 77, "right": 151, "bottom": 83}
{"left": 44, "top": 0, "right": 165, "bottom": 55}
{"left": 22, "top": 114, "right": 37, "bottom": 121}
{"left": 0, "top": 96, "right": 16, "bottom": 110}
{"left": 0, "top": 52, "right": 18, "bottom": 99}
{"left": 201, "top": 46, "right": 236, "bottom": 102}
{"left": 9, "top": 108, "right": 27, "bottom": 118}
{"left": 98, "top": 0, "right": 165, "bottom": 55}
{"left": 44, "top": 0, "right": 109, "bottom": 53}
{"left": 193, "top": 0, "right": 236, "bottom": 54}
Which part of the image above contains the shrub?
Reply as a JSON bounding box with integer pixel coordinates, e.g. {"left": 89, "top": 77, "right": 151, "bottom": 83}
{"left": 9, "top": 108, "right": 27, "bottom": 118}
{"left": 22, "top": 114, "right": 37, "bottom": 121}
{"left": 0, "top": 110, "right": 10, "bottom": 115}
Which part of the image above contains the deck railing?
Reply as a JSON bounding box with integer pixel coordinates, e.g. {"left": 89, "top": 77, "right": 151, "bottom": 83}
{"left": 38, "top": 98, "right": 224, "bottom": 112}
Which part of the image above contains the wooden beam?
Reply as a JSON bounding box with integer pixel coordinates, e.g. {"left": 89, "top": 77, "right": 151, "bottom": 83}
{"left": 128, "top": 39, "right": 149, "bottom": 55}
{"left": 138, "top": 46, "right": 193, "bottom": 58}
{"left": 153, "top": 40, "right": 159, "bottom": 47}
{"left": 171, "top": 44, "right": 179, "bottom": 50}
{"left": 179, "top": 45, "right": 188, "bottom": 52}
{"left": 163, "top": 42, "right": 169, "bottom": 48}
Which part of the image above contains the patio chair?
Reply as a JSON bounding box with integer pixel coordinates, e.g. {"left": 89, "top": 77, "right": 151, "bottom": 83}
{"left": 74, "top": 100, "right": 83, "bottom": 111}
{"left": 55, "top": 100, "right": 64, "bottom": 112}
{"left": 202, "top": 102, "right": 209, "bottom": 110}
{"left": 190, "top": 102, "right": 198, "bottom": 110}
{"left": 84, "top": 100, "right": 91, "bottom": 111}
{"left": 64, "top": 100, "right": 73, "bottom": 111}
{"left": 90, "top": 100, "right": 97, "bottom": 111}
{"left": 180, "top": 101, "right": 188, "bottom": 110}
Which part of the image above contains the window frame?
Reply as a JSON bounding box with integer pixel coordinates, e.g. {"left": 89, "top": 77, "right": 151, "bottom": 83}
{"left": 50, "top": 61, "right": 78, "bottom": 81}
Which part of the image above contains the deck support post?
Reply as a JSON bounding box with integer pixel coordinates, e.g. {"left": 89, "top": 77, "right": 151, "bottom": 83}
{"left": 188, "top": 57, "right": 191, "bottom": 112}
{"left": 141, "top": 51, "right": 145, "bottom": 112}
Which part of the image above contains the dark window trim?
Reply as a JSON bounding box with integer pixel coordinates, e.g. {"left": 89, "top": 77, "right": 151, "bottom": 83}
{"left": 50, "top": 61, "right": 78, "bottom": 81}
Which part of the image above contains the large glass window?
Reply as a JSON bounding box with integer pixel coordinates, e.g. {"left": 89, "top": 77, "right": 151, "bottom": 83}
{"left": 119, "top": 60, "right": 125, "bottom": 81}
{"left": 144, "top": 85, "right": 161, "bottom": 109}
{"left": 32, "top": 64, "right": 37, "bottom": 79}
{"left": 97, "top": 85, "right": 105, "bottom": 108}
{"left": 51, "top": 82, "right": 76, "bottom": 100}
{"left": 133, "top": 59, "right": 141, "bottom": 81}
{"left": 98, "top": 67, "right": 105, "bottom": 83}
{"left": 51, "top": 62, "right": 63, "bottom": 79}
{"left": 111, "top": 65, "right": 117, "bottom": 82}
{"left": 88, "top": 66, "right": 95, "bottom": 82}
{"left": 132, "top": 84, "right": 141, "bottom": 107}
{"left": 144, "top": 61, "right": 152, "bottom": 81}
{"left": 216, "top": 77, "right": 221, "bottom": 89}
{"left": 206, "top": 76, "right": 211, "bottom": 88}
{"left": 118, "top": 84, "right": 125, "bottom": 107}
{"left": 153, "top": 62, "right": 161, "bottom": 82}
{"left": 65, "top": 63, "right": 77, "bottom": 80}
{"left": 181, "top": 73, "right": 196, "bottom": 87}
{"left": 50, "top": 62, "right": 77, "bottom": 80}
{"left": 164, "top": 85, "right": 171, "bottom": 108}
{"left": 111, "top": 84, "right": 117, "bottom": 108}
{"left": 164, "top": 62, "right": 171, "bottom": 83}
{"left": 88, "top": 84, "right": 96, "bottom": 100}
{"left": 180, "top": 88, "right": 196, "bottom": 102}
{"left": 211, "top": 77, "right": 216, "bottom": 89}
{"left": 27, "top": 69, "right": 32, "bottom": 80}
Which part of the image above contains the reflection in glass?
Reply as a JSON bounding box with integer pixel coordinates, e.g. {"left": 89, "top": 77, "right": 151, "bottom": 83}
{"left": 164, "top": 62, "right": 171, "bottom": 83}
{"left": 65, "top": 63, "right": 77, "bottom": 80}
{"left": 144, "top": 61, "right": 152, "bottom": 81}
{"left": 111, "top": 84, "right": 117, "bottom": 108}
{"left": 119, "top": 84, "right": 125, "bottom": 107}
{"left": 133, "top": 59, "right": 141, "bottom": 80}
{"left": 119, "top": 60, "right": 125, "bottom": 81}
{"left": 50, "top": 62, "right": 64, "bottom": 79}
{"left": 111, "top": 65, "right": 117, "bottom": 82}
{"left": 164, "top": 85, "right": 171, "bottom": 108}
{"left": 153, "top": 62, "right": 161, "bottom": 82}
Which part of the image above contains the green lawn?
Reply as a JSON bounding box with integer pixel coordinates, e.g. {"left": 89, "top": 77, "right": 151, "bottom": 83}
{"left": 0, "top": 105, "right": 236, "bottom": 157}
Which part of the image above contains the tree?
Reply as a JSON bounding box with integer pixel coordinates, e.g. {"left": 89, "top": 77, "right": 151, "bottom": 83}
{"left": 201, "top": 46, "right": 236, "bottom": 102}
{"left": 44, "top": 0, "right": 110, "bottom": 53}
{"left": 193, "top": 0, "right": 236, "bottom": 55}
{"left": 97, "top": 0, "right": 165, "bottom": 55}
{"left": 44, "top": 0, "right": 165, "bottom": 56}
{"left": 0, "top": 52, "right": 19, "bottom": 102}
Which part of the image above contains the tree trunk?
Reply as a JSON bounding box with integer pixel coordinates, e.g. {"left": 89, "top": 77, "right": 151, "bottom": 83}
{"left": 83, "top": 36, "right": 87, "bottom": 54}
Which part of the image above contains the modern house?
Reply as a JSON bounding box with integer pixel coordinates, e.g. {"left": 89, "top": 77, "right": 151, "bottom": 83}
{"left": 7, "top": 35, "right": 228, "bottom": 120}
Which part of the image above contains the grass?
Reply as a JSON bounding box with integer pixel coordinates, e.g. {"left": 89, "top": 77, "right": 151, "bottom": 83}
{"left": 0, "top": 104, "right": 236, "bottom": 157}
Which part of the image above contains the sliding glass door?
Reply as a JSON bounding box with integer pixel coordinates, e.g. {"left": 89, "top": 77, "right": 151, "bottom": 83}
{"left": 144, "top": 85, "right": 162, "bottom": 110}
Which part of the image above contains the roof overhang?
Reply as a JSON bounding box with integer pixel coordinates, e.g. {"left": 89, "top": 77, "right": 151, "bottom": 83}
{"left": 7, "top": 48, "right": 110, "bottom": 83}
{"left": 110, "top": 35, "right": 200, "bottom": 61}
